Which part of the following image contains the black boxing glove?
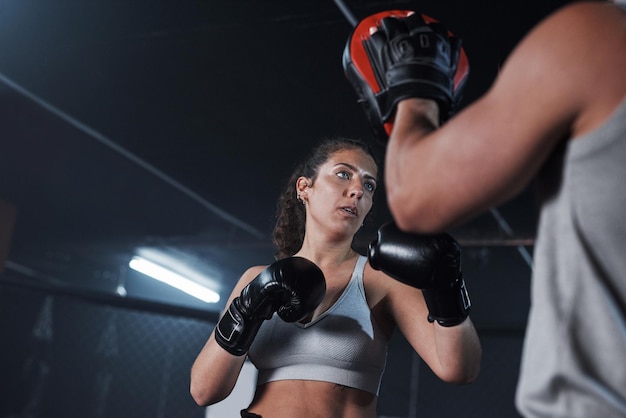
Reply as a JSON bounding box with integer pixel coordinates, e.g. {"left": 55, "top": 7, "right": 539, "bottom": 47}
{"left": 343, "top": 10, "right": 469, "bottom": 141}
{"left": 215, "top": 257, "right": 326, "bottom": 356}
{"left": 368, "top": 221, "right": 471, "bottom": 327}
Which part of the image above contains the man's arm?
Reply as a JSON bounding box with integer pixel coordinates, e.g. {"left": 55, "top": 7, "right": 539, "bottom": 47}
{"left": 385, "top": 2, "right": 621, "bottom": 233}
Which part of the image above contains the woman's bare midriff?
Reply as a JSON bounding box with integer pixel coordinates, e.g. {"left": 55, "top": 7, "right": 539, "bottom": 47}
{"left": 245, "top": 380, "right": 379, "bottom": 418}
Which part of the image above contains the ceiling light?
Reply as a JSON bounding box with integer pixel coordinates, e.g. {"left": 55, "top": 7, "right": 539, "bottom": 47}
{"left": 129, "top": 256, "right": 220, "bottom": 303}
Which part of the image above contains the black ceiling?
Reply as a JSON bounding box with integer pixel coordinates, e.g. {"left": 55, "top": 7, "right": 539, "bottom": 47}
{"left": 0, "top": 0, "right": 568, "bottom": 313}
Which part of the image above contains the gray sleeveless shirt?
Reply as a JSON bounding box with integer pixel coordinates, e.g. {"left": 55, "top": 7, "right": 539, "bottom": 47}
{"left": 516, "top": 98, "right": 626, "bottom": 417}
{"left": 247, "top": 255, "right": 388, "bottom": 395}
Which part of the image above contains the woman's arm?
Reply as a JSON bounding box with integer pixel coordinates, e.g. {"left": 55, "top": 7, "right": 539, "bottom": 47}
{"left": 384, "top": 275, "right": 481, "bottom": 384}
{"left": 367, "top": 223, "right": 482, "bottom": 383}
{"left": 189, "top": 266, "right": 265, "bottom": 406}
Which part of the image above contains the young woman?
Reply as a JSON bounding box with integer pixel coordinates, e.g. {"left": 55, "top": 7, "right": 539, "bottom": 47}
{"left": 190, "top": 137, "right": 481, "bottom": 417}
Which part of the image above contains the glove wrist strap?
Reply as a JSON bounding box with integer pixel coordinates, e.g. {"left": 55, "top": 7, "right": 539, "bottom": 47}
{"left": 215, "top": 298, "right": 265, "bottom": 356}
{"left": 422, "top": 274, "right": 471, "bottom": 327}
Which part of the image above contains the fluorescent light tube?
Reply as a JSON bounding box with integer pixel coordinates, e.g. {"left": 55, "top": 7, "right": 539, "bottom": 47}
{"left": 129, "top": 256, "right": 220, "bottom": 303}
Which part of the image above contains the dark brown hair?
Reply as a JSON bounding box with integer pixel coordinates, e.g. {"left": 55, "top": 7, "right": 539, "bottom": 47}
{"left": 272, "top": 137, "right": 378, "bottom": 259}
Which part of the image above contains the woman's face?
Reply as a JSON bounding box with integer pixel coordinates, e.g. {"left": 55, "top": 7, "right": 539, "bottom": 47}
{"left": 299, "top": 148, "right": 378, "bottom": 238}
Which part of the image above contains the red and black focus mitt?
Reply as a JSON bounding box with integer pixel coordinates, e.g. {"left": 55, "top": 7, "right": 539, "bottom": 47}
{"left": 343, "top": 10, "right": 469, "bottom": 142}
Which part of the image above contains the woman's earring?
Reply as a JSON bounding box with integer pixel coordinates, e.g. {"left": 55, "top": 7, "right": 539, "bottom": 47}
{"left": 297, "top": 193, "right": 304, "bottom": 204}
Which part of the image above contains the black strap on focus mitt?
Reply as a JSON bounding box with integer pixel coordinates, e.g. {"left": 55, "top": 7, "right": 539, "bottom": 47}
{"left": 343, "top": 10, "right": 469, "bottom": 142}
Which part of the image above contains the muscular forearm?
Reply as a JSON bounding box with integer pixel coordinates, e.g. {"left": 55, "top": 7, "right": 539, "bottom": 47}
{"left": 385, "top": 99, "right": 443, "bottom": 231}
{"left": 392, "top": 98, "right": 440, "bottom": 137}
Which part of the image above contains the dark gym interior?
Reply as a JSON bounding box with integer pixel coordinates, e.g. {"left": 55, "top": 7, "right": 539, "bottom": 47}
{"left": 0, "top": 0, "right": 570, "bottom": 416}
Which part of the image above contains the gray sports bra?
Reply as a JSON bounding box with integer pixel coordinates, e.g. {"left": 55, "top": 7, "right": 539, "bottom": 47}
{"left": 247, "top": 256, "right": 389, "bottom": 395}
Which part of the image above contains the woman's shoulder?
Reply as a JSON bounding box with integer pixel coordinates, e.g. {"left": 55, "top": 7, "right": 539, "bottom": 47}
{"left": 244, "top": 264, "right": 269, "bottom": 277}
{"left": 230, "top": 264, "right": 269, "bottom": 294}
{"left": 361, "top": 260, "right": 406, "bottom": 305}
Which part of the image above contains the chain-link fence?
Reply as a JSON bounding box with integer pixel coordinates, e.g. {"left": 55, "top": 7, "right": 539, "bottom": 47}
{"left": 1, "top": 277, "right": 526, "bottom": 418}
